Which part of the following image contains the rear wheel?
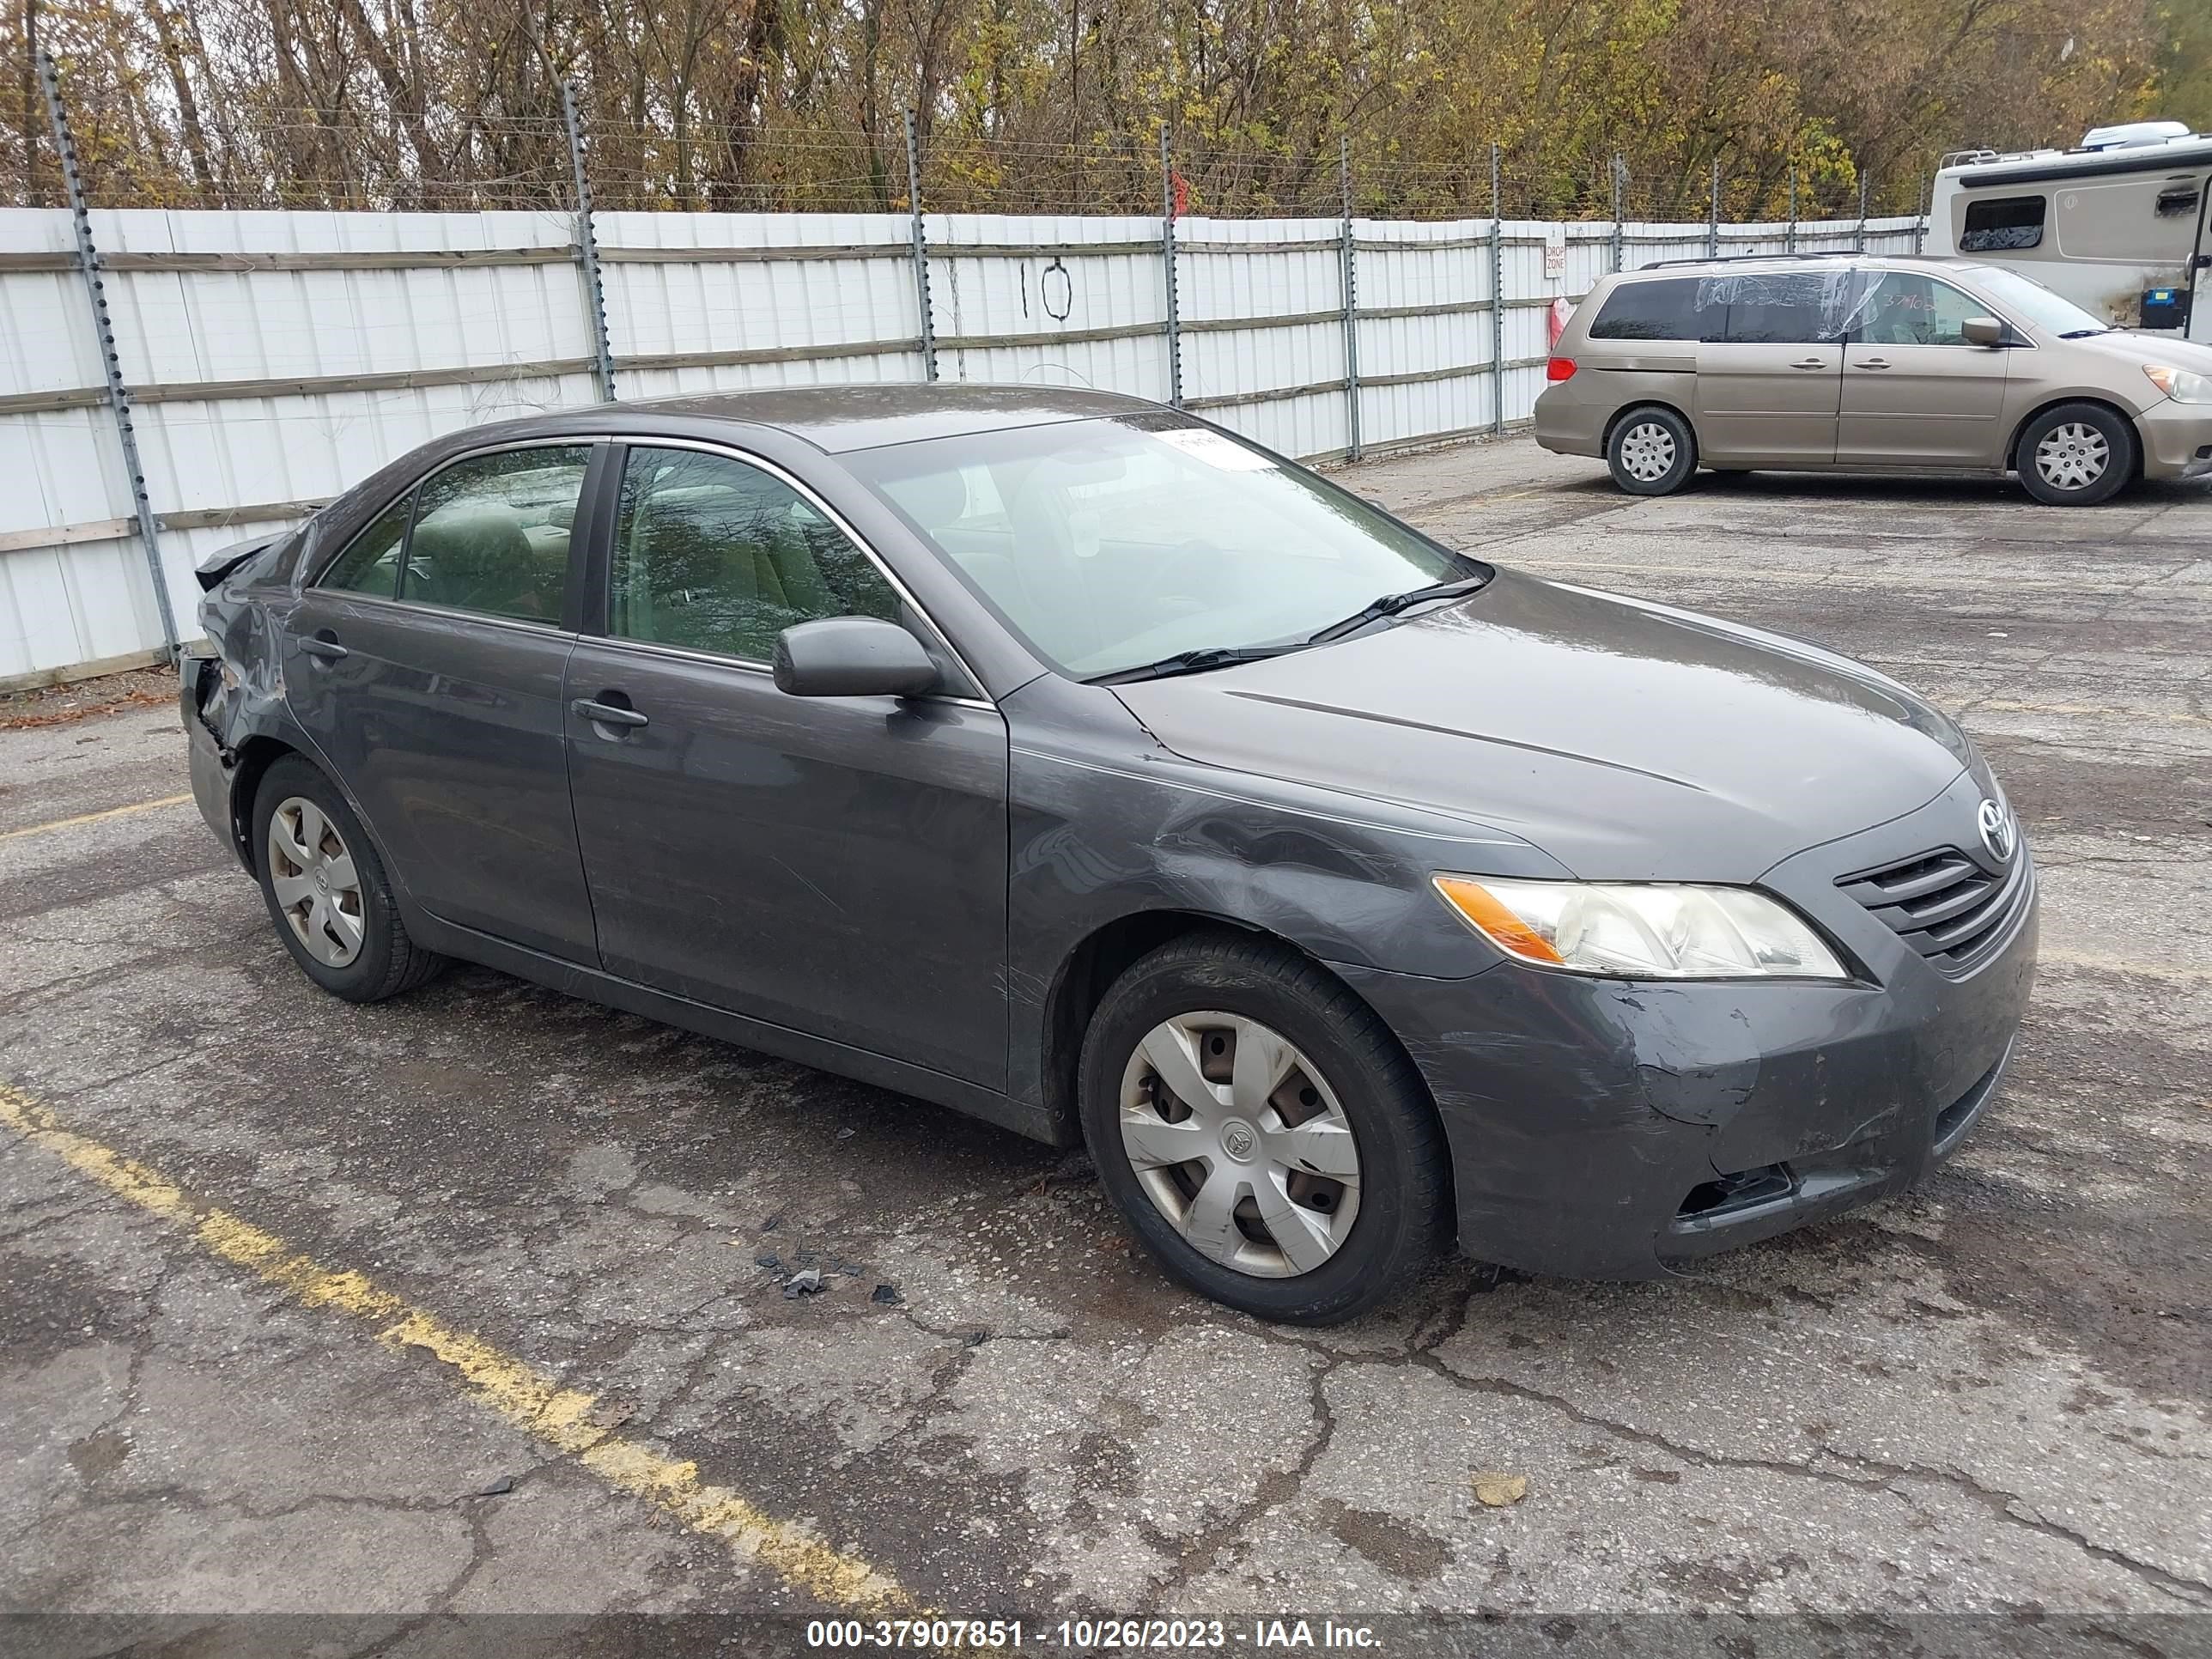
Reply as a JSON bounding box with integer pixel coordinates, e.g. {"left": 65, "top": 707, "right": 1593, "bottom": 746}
{"left": 1079, "top": 933, "right": 1449, "bottom": 1324}
{"left": 253, "top": 756, "right": 445, "bottom": 1002}
{"left": 2015, "top": 403, "right": 2136, "bottom": 506}
{"left": 1607, "top": 405, "right": 1698, "bottom": 495}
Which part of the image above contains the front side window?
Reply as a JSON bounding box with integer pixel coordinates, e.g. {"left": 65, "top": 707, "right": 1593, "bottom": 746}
{"left": 1852, "top": 273, "right": 1986, "bottom": 346}
{"left": 849, "top": 418, "right": 1475, "bottom": 681}
{"left": 608, "top": 447, "right": 901, "bottom": 662}
{"left": 1960, "top": 194, "right": 2046, "bottom": 252}
{"left": 400, "top": 446, "right": 590, "bottom": 623}
{"left": 319, "top": 496, "right": 410, "bottom": 598}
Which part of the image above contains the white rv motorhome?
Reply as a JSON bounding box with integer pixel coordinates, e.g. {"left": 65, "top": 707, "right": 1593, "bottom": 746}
{"left": 1929, "top": 120, "right": 2212, "bottom": 342}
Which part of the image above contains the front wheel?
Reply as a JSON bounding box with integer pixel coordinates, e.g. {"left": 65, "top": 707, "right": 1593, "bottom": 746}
{"left": 2015, "top": 403, "right": 2136, "bottom": 506}
{"left": 1607, "top": 405, "right": 1698, "bottom": 495}
{"left": 1079, "top": 934, "right": 1449, "bottom": 1324}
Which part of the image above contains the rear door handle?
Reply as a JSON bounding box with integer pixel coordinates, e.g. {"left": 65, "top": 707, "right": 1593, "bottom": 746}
{"left": 298, "top": 633, "right": 348, "bottom": 661}
{"left": 1856, "top": 357, "right": 1893, "bottom": 369}
{"left": 1790, "top": 357, "right": 1830, "bottom": 369}
{"left": 571, "top": 697, "right": 648, "bottom": 731}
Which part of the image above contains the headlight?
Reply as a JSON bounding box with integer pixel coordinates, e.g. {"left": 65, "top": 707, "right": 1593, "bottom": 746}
{"left": 2142, "top": 364, "right": 2212, "bottom": 403}
{"left": 1432, "top": 876, "right": 1850, "bottom": 981}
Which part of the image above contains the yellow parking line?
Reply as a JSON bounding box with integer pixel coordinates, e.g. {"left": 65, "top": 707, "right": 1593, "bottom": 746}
{"left": 0, "top": 1084, "right": 928, "bottom": 1618}
{"left": 0, "top": 793, "right": 195, "bottom": 842}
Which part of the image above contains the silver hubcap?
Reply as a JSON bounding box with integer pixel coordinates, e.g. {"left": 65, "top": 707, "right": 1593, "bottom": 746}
{"left": 1118, "top": 1012, "right": 1362, "bottom": 1279}
{"left": 2034, "top": 422, "right": 2109, "bottom": 490}
{"left": 1618, "top": 422, "right": 1677, "bottom": 482}
{"left": 267, "top": 796, "right": 365, "bottom": 968}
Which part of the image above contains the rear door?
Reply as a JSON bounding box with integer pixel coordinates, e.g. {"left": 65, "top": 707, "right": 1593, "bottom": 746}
{"left": 562, "top": 441, "right": 1012, "bottom": 1091}
{"left": 1838, "top": 270, "right": 2013, "bottom": 467}
{"left": 284, "top": 441, "right": 602, "bottom": 963}
{"left": 1692, "top": 269, "right": 1849, "bottom": 465}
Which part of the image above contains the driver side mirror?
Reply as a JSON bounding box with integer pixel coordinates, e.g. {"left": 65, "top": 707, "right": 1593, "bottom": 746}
{"left": 773, "top": 616, "right": 943, "bottom": 698}
{"left": 1961, "top": 315, "right": 2009, "bottom": 348}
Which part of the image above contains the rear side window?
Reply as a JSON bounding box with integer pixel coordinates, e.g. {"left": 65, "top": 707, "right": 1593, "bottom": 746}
{"left": 319, "top": 498, "right": 410, "bottom": 598}
{"left": 1588, "top": 278, "right": 1709, "bottom": 341}
{"left": 402, "top": 447, "right": 591, "bottom": 624}
{"left": 1960, "top": 195, "right": 2046, "bottom": 253}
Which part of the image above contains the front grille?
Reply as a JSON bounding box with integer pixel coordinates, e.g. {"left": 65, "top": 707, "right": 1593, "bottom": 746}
{"left": 1837, "top": 846, "right": 2032, "bottom": 976}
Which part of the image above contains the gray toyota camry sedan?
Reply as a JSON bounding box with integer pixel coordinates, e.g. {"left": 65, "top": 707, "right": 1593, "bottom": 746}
{"left": 185, "top": 386, "right": 2036, "bottom": 1323}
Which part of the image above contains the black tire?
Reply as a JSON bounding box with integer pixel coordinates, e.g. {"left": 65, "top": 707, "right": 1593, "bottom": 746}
{"left": 1078, "top": 932, "right": 1450, "bottom": 1325}
{"left": 252, "top": 755, "right": 445, "bottom": 1003}
{"left": 1606, "top": 404, "right": 1698, "bottom": 495}
{"left": 2014, "top": 402, "right": 2136, "bottom": 506}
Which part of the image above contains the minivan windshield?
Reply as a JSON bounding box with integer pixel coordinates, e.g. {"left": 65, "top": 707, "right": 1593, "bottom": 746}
{"left": 1960, "top": 264, "right": 2112, "bottom": 337}
{"left": 850, "top": 418, "right": 1484, "bottom": 680}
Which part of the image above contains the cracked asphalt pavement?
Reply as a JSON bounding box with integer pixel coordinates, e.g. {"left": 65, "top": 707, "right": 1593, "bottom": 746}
{"left": 2, "top": 440, "right": 2207, "bottom": 1646}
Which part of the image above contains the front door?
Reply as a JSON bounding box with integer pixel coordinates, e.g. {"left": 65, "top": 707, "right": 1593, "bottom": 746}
{"left": 563, "top": 441, "right": 1012, "bottom": 1091}
{"left": 1692, "top": 269, "right": 1849, "bottom": 465}
{"left": 1839, "top": 270, "right": 2014, "bottom": 467}
{"left": 284, "top": 442, "right": 600, "bottom": 963}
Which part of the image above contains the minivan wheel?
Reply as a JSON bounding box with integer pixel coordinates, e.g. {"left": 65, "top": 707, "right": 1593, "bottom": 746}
{"left": 1078, "top": 933, "right": 1449, "bottom": 1325}
{"left": 2015, "top": 403, "right": 2136, "bottom": 506}
{"left": 253, "top": 756, "right": 445, "bottom": 1002}
{"left": 1607, "top": 405, "right": 1697, "bottom": 495}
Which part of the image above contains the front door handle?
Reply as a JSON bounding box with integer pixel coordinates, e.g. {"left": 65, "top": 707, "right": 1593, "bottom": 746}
{"left": 1790, "top": 357, "right": 1830, "bottom": 369}
{"left": 571, "top": 696, "right": 648, "bottom": 732}
{"left": 298, "top": 633, "right": 348, "bottom": 661}
{"left": 1856, "top": 357, "right": 1893, "bottom": 369}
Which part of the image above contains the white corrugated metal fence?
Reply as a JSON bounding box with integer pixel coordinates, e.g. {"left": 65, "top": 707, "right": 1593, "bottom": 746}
{"left": 0, "top": 204, "right": 1923, "bottom": 684}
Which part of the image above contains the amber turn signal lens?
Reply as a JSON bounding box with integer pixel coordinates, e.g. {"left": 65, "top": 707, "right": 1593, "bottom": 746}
{"left": 1431, "top": 877, "right": 1565, "bottom": 965}
{"left": 1545, "top": 356, "right": 1577, "bottom": 382}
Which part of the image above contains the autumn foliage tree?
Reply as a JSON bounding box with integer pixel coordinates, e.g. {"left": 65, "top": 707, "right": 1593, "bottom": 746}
{"left": 3, "top": 0, "right": 2202, "bottom": 216}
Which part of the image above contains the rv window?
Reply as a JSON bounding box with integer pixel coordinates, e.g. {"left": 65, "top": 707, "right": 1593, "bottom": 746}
{"left": 1960, "top": 196, "right": 2046, "bottom": 253}
{"left": 2155, "top": 181, "right": 2202, "bottom": 217}
{"left": 1588, "top": 277, "right": 1712, "bottom": 341}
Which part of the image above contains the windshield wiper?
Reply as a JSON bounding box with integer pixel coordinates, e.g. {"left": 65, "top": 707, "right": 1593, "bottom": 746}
{"left": 1306, "top": 573, "right": 1491, "bottom": 644}
{"left": 1087, "top": 644, "right": 1307, "bottom": 685}
{"left": 2058, "top": 327, "right": 2112, "bottom": 339}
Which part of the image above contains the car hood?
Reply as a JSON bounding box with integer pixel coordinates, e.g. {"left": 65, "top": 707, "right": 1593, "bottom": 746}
{"left": 2073, "top": 328, "right": 2212, "bottom": 382}
{"left": 1109, "top": 568, "right": 1972, "bottom": 882}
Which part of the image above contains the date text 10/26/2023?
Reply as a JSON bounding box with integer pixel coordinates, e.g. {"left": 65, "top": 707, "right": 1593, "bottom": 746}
{"left": 805, "top": 1618, "right": 1384, "bottom": 1649}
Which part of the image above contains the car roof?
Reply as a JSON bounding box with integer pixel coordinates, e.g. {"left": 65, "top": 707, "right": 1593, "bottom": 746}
{"left": 460, "top": 383, "right": 1161, "bottom": 456}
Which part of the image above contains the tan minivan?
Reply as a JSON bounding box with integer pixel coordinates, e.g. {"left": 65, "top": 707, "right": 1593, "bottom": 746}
{"left": 1533, "top": 252, "right": 2212, "bottom": 505}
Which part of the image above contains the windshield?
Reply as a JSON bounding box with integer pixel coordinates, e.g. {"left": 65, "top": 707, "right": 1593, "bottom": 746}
{"left": 848, "top": 417, "right": 1479, "bottom": 679}
{"left": 1960, "top": 264, "right": 2112, "bottom": 337}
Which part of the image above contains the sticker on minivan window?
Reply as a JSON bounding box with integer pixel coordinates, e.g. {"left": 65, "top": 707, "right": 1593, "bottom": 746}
{"left": 1154, "top": 428, "right": 1277, "bottom": 471}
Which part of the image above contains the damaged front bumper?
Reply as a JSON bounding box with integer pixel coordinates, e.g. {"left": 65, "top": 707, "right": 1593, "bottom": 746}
{"left": 1334, "top": 776, "right": 2039, "bottom": 1279}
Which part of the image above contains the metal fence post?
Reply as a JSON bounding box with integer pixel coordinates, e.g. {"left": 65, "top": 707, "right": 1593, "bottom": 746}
{"left": 903, "top": 110, "right": 939, "bottom": 383}
{"left": 560, "top": 80, "right": 617, "bottom": 403}
{"left": 1488, "top": 143, "right": 1504, "bottom": 436}
{"left": 38, "top": 49, "right": 178, "bottom": 659}
{"left": 1915, "top": 174, "right": 1929, "bottom": 254}
{"left": 1339, "top": 134, "right": 1361, "bottom": 462}
{"left": 1855, "top": 174, "right": 1869, "bottom": 252}
{"left": 1609, "top": 155, "right": 1625, "bottom": 274}
{"left": 1786, "top": 163, "right": 1798, "bottom": 255}
{"left": 1160, "top": 125, "right": 1182, "bottom": 410}
{"left": 1706, "top": 158, "right": 1720, "bottom": 258}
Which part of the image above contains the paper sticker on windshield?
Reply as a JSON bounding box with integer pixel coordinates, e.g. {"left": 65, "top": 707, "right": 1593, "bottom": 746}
{"left": 1154, "top": 428, "right": 1277, "bottom": 471}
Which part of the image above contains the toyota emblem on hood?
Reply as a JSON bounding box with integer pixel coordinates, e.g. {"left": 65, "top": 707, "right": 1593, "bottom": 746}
{"left": 1978, "top": 798, "right": 2015, "bottom": 863}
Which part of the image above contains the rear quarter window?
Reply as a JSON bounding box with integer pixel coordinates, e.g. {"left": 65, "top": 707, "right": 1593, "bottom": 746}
{"left": 1587, "top": 278, "right": 1708, "bottom": 341}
